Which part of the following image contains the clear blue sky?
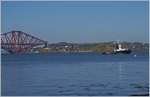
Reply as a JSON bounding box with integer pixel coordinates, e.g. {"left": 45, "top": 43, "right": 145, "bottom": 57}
{"left": 1, "top": 1, "right": 149, "bottom": 43}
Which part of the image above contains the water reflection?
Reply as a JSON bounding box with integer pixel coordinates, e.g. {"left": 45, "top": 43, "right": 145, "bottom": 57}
{"left": 119, "top": 63, "right": 123, "bottom": 81}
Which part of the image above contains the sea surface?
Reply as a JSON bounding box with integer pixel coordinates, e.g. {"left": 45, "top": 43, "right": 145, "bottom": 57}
{"left": 1, "top": 52, "right": 149, "bottom": 96}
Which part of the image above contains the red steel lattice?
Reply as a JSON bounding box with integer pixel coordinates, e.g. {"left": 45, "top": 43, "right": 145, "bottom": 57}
{"left": 1, "top": 31, "right": 47, "bottom": 53}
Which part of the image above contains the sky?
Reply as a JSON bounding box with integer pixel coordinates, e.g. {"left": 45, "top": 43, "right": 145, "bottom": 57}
{"left": 1, "top": 1, "right": 149, "bottom": 43}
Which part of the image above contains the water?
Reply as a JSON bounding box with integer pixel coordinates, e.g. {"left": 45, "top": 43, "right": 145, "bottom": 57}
{"left": 1, "top": 52, "right": 149, "bottom": 96}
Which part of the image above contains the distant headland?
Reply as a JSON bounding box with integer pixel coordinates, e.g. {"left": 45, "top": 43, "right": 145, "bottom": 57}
{"left": 32, "top": 41, "right": 149, "bottom": 53}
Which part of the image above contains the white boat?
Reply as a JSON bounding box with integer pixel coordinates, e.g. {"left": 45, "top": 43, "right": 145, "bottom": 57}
{"left": 113, "top": 43, "right": 131, "bottom": 54}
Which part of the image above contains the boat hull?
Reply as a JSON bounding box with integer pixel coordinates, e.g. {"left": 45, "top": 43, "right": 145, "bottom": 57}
{"left": 102, "top": 50, "right": 132, "bottom": 55}
{"left": 113, "top": 50, "right": 132, "bottom": 54}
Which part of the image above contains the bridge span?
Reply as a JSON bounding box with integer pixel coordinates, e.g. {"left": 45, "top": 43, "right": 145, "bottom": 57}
{"left": 1, "top": 31, "right": 48, "bottom": 53}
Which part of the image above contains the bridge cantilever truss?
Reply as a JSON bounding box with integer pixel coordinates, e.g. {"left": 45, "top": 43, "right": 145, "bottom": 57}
{"left": 1, "top": 31, "right": 48, "bottom": 53}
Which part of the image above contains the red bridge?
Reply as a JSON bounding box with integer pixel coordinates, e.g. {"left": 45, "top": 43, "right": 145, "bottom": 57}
{"left": 1, "top": 31, "right": 48, "bottom": 53}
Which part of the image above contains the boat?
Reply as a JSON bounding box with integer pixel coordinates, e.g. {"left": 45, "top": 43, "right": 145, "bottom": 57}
{"left": 102, "top": 42, "right": 132, "bottom": 55}
{"left": 113, "top": 42, "right": 131, "bottom": 54}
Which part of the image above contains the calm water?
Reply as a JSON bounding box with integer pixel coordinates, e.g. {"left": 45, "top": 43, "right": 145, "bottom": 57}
{"left": 1, "top": 52, "right": 149, "bottom": 96}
